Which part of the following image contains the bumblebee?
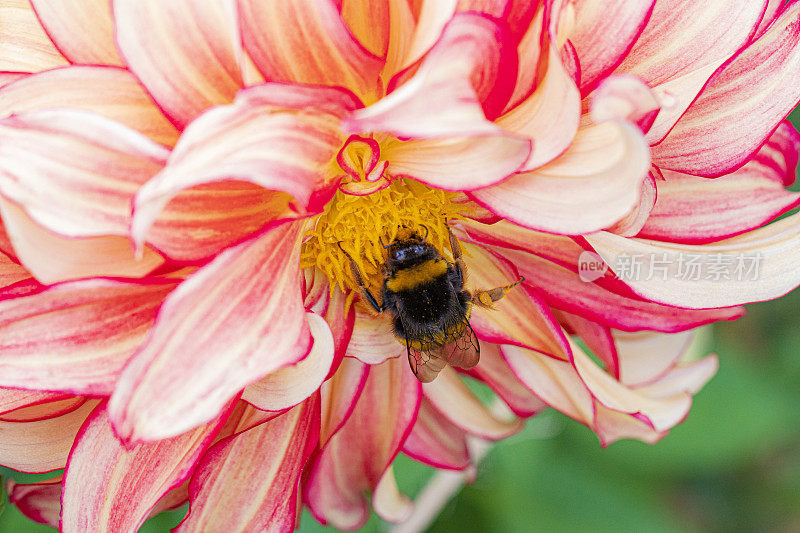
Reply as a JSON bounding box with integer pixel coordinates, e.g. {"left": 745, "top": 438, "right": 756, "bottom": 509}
{"left": 342, "top": 223, "right": 523, "bottom": 382}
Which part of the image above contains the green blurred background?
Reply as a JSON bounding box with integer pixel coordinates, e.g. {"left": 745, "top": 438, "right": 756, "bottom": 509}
{"left": 2, "top": 115, "right": 799, "bottom": 533}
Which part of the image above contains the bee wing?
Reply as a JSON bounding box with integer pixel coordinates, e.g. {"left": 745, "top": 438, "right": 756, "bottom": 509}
{"left": 406, "top": 321, "right": 480, "bottom": 383}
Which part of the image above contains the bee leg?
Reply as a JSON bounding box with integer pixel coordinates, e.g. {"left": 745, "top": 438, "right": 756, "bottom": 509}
{"left": 471, "top": 276, "right": 525, "bottom": 308}
{"left": 446, "top": 222, "right": 467, "bottom": 285}
{"left": 337, "top": 242, "right": 383, "bottom": 313}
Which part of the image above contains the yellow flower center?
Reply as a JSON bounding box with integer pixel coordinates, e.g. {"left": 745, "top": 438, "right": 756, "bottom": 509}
{"left": 300, "top": 173, "right": 461, "bottom": 294}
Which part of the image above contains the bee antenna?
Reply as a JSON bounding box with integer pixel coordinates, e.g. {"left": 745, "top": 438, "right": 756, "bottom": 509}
{"left": 420, "top": 225, "right": 429, "bottom": 243}
{"left": 379, "top": 235, "right": 391, "bottom": 248}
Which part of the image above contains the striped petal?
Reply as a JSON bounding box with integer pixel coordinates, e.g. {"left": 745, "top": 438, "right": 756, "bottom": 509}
{"left": 0, "top": 389, "right": 70, "bottom": 417}
{"left": 563, "top": 0, "right": 656, "bottom": 94}
{"left": 464, "top": 242, "right": 569, "bottom": 359}
{"left": 114, "top": 0, "right": 243, "bottom": 127}
{"left": 402, "top": 397, "right": 470, "bottom": 470}
{"left": 240, "top": 0, "right": 383, "bottom": 104}
{"left": 651, "top": 2, "right": 800, "bottom": 176}
{"left": 0, "top": 66, "right": 180, "bottom": 146}
{"left": 0, "top": 400, "right": 96, "bottom": 473}
{"left": 132, "top": 84, "right": 349, "bottom": 262}
{"left": 347, "top": 309, "right": 405, "bottom": 364}
{"left": 108, "top": 221, "right": 311, "bottom": 443}
{"left": 320, "top": 357, "right": 369, "bottom": 446}
{"left": 0, "top": 0, "right": 67, "bottom": 72}
{"left": 177, "top": 396, "right": 320, "bottom": 533}
{"left": 242, "top": 313, "right": 335, "bottom": 412}
{"left": 5, "top": 476, "right": 62, "bottom": 528}
{"left": 305, "top": 357, "right": 420, "bottom": 530}
{"left": 470, "top": 120, "right": 651, "bottom": 235}
{"left": 640, "top": 124, "right": 800, "bottom": 244}
{"left": 30, "top": 0, "right": 123, "bottom": 66}
{"left": 61, "top": 404, "right": 228, "bottom": 533}
{"left": 422, "top": 366, "right": 523, "bottom": 440}
{"left": 586, "top": 212, "right": 800, "bottom": 309}
{"left": 0, "top": 278, "right": 176, "bottom": 395}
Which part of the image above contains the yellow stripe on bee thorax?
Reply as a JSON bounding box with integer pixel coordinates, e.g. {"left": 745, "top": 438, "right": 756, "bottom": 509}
{"left": 385, "top": 259, "right": 449, "bottom": 292}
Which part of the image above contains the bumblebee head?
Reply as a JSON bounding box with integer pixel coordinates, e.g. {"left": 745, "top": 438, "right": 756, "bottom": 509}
{"left": 385, "top": 227, "right": 437, "bottom": 268}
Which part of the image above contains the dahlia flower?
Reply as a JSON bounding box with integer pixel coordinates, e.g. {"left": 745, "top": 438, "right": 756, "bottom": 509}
{"left": 1, "top": 0, "right": 800, "bottom": 530}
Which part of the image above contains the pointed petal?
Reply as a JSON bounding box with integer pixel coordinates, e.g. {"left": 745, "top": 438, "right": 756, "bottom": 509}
{"left": 346, "top": 12, "right": 518, "bottom": 136}
{"left": 241, "top": 0, "right": 383, "bottom": 104}
{"left": 564, "top": 0, "right": 655, "bottom": 94}
{"left": 6, "top": 476, "right": 62, "bottom": 528}
{"left": 0, "top": 278, "right": 175, "bottom": 395}
{"left": 640, "top": 124, "right": 800, "bottom": 243}
{"left": 616, "top": 330, "right": 695, "bottom": 386}
{"left": 305, "top": 358, "right": 421, "bottom": 530}
{"left": 61, "top": 404, "right": 228, "bottom": 533}
{"left": 242, "top": 313, "right": 335, "bottom": 411}
{"left": 177, "top": 397, "right": 320, "bottom": 533}
{"left": 0, "top": 400, "right": 96, "bottom": 473}
{"left": 320, "top": 357, "right": 369, "bottom": 445}
{"left": 423, "top": 366, "right": 523, "bottom": 440}
{"left": 471, "top": 120, "right": 651, "bottom": 234}
{"left": 498, "top": 46, "right": 581, "bottom": 171}
{"left": 499, "top": 246, "right": 744, "bottom": 332}
{"left": 586, "top": 212, "right": 800, "bottom": 308}
{"left": 651, "top": 2, "right": 800, "bottom": 176}
{"left": 109, "top": 221, "right": 311, "bottom": 443}
{"left": 0, "top": 66, "right": 180, "bottom": 146}
{"left": 464, "top": 243, "right": 569, "bottom": 359}
{"left": 0, "top": 0, "right": 67, "bottom": 72}
{"left": 113, "top": 0, "right": 243, "bottom": 127}
{"left": 373, "top": 466, "right": 413, "bottom": 523}
{"left": 30, "top": 0, "right": 123, "bottom": 66}
{"left": 402, "top": 397, "right": 470, "bottom": 470}
{"left": 132, "top": 84, "right": 348, "bottom": 262}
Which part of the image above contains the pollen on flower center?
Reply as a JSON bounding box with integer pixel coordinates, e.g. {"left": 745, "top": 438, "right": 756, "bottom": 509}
{"left": 300, "top": 178, "right": 461, "bottom": 294}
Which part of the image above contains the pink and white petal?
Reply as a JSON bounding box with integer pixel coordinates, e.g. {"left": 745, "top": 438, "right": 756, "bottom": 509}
{"left": 564, "top": 0, "right": 655, "bottom": 94}
{"left": 0, "top": 396, "right": 84, "bottom": 422}
{"left": 423, "top": 367, "right": 523, "bottom": 440}
{"left": 305, "top": 358, "right": 420, "bottom": 530}
{"left": 0, "top": 400, "right": 97, "bottom": 473}
{"left": 240, "top": 0, "right": 383, "bottom": 104}
{"left": 0, "top": 66, "right": 180, "bottom": 146}
{"left": 471, "top": 120, "right": 651, "bottom": 235}
{"left": 464, "top": 243, "right": 569, "bottom": 359}
{"left": 373, "top": 466, "right": 413, "bottom": 523}
{"left": 399, "top": 0, "right": 457, "bottom": 71}
{"left": 61, "top": 404, "right": 228, "bottom": 533}
{"left": 30, "top": 0, "right": 123, "bottom": 66}
{"left": 636, "top": 355, "right": 719, "bottom": 398}
{"left": 615, "top": 330, "right": 696, "bottom": 386}
{"left": 0, "top": 278, "right": 175, "bottom": 396}
{"left": 590, "top": 75, "right": 661, "bottom": 133}
{"left": 500, "top": 247, "right": 744, "bottom": 332}
{"left": 109, "top": 221, "right": 312, "bottom": 443}
{"left": 586, "top": 213, "right": 800, "bottom": 309}
{"left": 555, "top": 310, "right": 619, "bottom": 379}
{"left": 0, "top": 109, "right": 168, "bottom": 238}
{"left": 402, "top": 397, "right": 470, "bottom": 470}
{"left": 383, "top": 131, "right": 531, "bottom": 190}
{"left": 242, "top": 313, "right": 335, "bottom": 411}
{"left": 640, "top": 125, "right": 800, "bottom": 243}
{"left": 504, "top": 5, "right": 544, "bottom": 111}
{"left": 132, "top": 85, "right": 347, "bottom": 262}
{"left": 651, "top": 2, "right": 800, "bottom": 176}
{"left": 607, "top": 169, "right": 658, "bottom": 237}
{"left": 0, "top": 199, "right": 164, "bottom": 285}
{"left": 0, "top": 250, "right": 30, "bottom": 289}
{"left": 0, "top": 0, "right": 67, "bottom": 72}
{"left": 341, "top": 0, "right": 391, "bottom": 58}
{"left": 593, "top": 403, "right": 665, "bottom": 446}
{"left": 0, "top": 389, "right": 69, "bottom": 417}
{"left": 320, "top": 357, "right": 369, "bottom": 445}
{"left": 6, "top": 476, "right": 62, "bottom": 528}
{"left": 113, "top": 0, "right": 243, "bottom": 128}
{"left": 324, "top": 287, "right": 356, "bottom": 378}
{"left": 347, "top": 12, "right": 517, "bottom": 137}
{"left": 754, "top": 0, "right": 786, "bottom": 39}
{"left": 0, "top": 72, "right": 26, "bottom": 87}
{"left": 347, "top": 309, "right": 405, "bottom": 364}
{"left": 498, "top": 46, "right": 581, "bottom": 171}
{"left": 176, "top": 397, "right": 320, "bottom": 533}
{"left": 466, "top": 342, "right": 547, "bottom": 417}
{"left": 501, "top": 344, "right": 595, "bottom": 425}
{"left": 380, "top": 0, "right": 417, "bottom": 82}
